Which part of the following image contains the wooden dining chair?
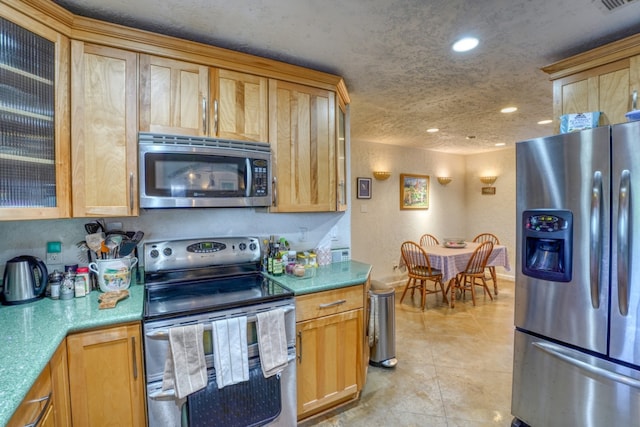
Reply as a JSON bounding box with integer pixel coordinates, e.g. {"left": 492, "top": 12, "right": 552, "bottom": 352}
{"left": 400, "top": 241, "right": 447, "bottom": 310}
{"left": 472, "top": 233, "right": 500, "bottom": 295}
{"left": 450, "top": 241, "right": 494, "bottom": 307}
{"left": 419, "top": 233, "right": 440, "bottom": 247}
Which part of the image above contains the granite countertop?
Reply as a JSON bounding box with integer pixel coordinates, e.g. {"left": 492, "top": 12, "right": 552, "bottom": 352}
{"left": 0, "top": 284, "right": 144, "bottom": 426}
{"left": 265, "top": 260, "right": 372, "bottom": 295}
{"left": 0, "top": 260, "right": 371, "bottom": 425}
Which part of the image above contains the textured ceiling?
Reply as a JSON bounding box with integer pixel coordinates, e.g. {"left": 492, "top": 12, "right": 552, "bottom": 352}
{"left": 53, "top": 0, "right": 640, "bottom": 154}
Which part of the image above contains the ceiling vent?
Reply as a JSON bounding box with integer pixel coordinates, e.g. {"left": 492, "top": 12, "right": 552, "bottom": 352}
{"left": 600, "top": 0, "right": 635, "bottom": 11}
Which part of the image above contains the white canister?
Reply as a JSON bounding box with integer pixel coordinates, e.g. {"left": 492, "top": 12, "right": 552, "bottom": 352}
{"left": 89, "top": 257, "right": 138, "bottom": 292}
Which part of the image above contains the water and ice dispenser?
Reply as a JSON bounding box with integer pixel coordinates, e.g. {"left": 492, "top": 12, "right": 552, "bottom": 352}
{"left": 522, "top": 210, "right": 573, "bottom": 282}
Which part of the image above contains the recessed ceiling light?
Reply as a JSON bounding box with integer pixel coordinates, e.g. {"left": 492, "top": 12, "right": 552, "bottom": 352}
{"left": 426, "top": 128, "right": 439, "bottom": 133}
{"left": 452, "top": 37, "right": 479, "bottom": 52}
{"left": 501, "top": 107, "right": 518, "bottom": 113}
{"left": 538, "top": 119, "right": 553, "bottom": 125}
{"left": 495, "top": 142, "right": 506, "bottom": 147}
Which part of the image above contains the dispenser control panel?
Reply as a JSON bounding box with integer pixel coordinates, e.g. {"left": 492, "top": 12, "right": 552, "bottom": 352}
{"left": 525, "top": 214, "right": 569, "bottom": 232}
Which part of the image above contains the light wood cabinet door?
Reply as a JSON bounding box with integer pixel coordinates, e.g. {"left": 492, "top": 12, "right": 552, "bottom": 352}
{"left": 269, "top": 80, "right": 336, "bottom": 212}
{"left": 67, "top": 322, "right": 146, "bottom": 427}
{"left": 140, "top": 54, "right": 208, "bottom": 136}
{"left": 71, "top": 41, "right": 138, "bottom": 217}
{"left": 211, "top": 68, "right": 268, "bottom": 141}
{"left": 296, "top": 309, "right": 363, "bottom": 420}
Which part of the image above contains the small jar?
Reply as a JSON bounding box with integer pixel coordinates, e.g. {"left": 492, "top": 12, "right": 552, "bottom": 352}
{"left": 60, "top": 272, "right": 75, "bottom": 300}
{"left": 76, "top": 266, "right": 91, "bottom": 294}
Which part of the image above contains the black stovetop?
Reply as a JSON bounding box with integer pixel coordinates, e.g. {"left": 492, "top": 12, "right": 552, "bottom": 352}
{"left": 143, "top": 272, "right": 293, "bottom": 320}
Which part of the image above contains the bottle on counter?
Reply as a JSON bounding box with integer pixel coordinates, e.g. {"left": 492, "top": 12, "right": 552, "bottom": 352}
{"left": 272, "top": 243, "right": 283, "bottom": 276}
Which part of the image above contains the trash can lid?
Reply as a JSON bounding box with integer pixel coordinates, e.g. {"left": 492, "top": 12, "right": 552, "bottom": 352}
{"left": 370, "top": 280, "right": 392, "bottom": 291}
{"left": 370, "top": 287, "right": 395, "bottom": 296}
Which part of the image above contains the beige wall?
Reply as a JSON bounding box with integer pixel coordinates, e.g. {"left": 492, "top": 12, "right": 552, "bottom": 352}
{"left": 351, "top": 139, "right": 516, "bottom": 284}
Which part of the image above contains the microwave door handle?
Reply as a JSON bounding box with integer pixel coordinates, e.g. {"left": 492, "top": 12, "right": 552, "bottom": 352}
{"left": 245, "top": 158, "right": 252, "bottom": 197}
{"left": 617, "top": 169, "right": 631, "bottom": 316}
{"left": 590, "top": 171, "right": 602, "bottom": 309}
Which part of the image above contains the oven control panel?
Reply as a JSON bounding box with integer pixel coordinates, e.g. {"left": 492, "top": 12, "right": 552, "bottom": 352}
{"left": 144, "top": 237, "right": 261, "bottom": 272}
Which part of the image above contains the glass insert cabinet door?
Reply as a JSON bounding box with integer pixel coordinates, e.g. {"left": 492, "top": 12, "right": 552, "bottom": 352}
{"left": 0, "top": 13, "right": 69, "bottom": 217}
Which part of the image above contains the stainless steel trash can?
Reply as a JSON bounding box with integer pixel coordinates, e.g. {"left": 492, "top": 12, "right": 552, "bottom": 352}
{"left": 369, "top": 286, "right": 398, "bottom": 368}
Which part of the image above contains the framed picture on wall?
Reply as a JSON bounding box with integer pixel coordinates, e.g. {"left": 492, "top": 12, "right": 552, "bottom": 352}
{"left": 357, "top": 177, "right": 372, "bottom": 199}
{"left": 400, "top": 173, "right": 429, "bottom": 210}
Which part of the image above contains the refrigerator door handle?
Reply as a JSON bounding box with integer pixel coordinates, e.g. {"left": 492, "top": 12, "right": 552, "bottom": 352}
{"left": 533, "top": 341, "right": 640, "bottom": 390}
{"left": 590, "top": 171, "right": 603, "bottom": 309}
{"left": 617, "top": 169, "right": 631, "bottom": 316}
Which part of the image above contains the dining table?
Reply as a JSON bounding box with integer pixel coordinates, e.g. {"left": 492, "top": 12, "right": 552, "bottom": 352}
{"left": 399, "top": 241, "right": 511, "bottom": 307}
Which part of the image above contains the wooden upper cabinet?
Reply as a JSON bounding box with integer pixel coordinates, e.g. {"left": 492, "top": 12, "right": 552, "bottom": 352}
{"left": 139, "top": 54, "right": 208, "bottom": 136}
{"left": 269, "top": 80, "right": 336, "bottom": 212}
{"left": 543, "top": 34, "right": 640, "bottom": 130}
{"left": 211, "top": 68, "right": 269, "bottom": 142}
{"left": 71, "top": 41, "right": 138, "bottom": 217}
{"left": 551, "top": 59, "right": 635, "bottom": 127}
{"left": 0, "top": 7, "right": 71, "bottom": 221}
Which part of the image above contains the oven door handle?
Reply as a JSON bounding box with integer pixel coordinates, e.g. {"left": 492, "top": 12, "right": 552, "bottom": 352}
{"left": 146, "top": 306, "right": 295, "bottom": 339}
{"left": 148, "top": 388, "right": 177, "bottom": 400}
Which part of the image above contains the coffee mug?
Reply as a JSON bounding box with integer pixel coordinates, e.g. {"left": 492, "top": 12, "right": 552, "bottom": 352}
{"left": 89, "top": 257, "right": 138, "bottom": 292}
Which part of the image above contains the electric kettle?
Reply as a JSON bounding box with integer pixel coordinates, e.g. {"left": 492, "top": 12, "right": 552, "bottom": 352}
{"left": 2, "top": 255, "right": 48, "bottom": 305}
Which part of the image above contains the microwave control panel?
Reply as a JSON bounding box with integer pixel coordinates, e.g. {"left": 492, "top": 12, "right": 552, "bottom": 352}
{"left": 252, "top": 159, "right": 269, "bottom": 196}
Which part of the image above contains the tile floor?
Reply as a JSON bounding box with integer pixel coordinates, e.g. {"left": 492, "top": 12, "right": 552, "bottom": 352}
{"left": 301, "top": 278, "right": 515, "bottom": 427}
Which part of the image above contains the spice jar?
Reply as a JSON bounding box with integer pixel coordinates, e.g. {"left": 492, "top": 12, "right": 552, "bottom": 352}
{"left": 60, "top": 271, "right": 75, "bottom": 300}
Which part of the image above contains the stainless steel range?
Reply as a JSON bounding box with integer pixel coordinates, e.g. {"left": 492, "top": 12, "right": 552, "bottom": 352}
{"left": 142, "top": 237, "right": 296, "bottom": 427}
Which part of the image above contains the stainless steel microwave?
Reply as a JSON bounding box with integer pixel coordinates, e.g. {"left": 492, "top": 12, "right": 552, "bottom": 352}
{"left": 138, "top": 133, "right": 271, "bottom": 208}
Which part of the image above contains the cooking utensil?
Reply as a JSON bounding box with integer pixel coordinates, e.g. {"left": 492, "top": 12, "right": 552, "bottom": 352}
{"left": 76, "top": 241, "right": 91, "bottom": 263}
{"left": 119, "top": 231, "right": 144, "bottom": 257}
{"left": 85, "top": 232, "right": 105, "bottom": 253}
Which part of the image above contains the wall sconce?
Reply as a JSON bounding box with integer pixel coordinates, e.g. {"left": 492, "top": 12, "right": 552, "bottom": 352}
{"left": 437, "top": 177, "right": 452, "bottom": 186}
{"left": 373, "top": 171, "right": 391, "bottom": 181}
{"left": 480, "top": 176, "right": 498, "bottom": 186}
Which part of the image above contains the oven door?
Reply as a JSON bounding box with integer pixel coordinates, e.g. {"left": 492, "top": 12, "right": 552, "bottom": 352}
{"left": 144, "top": 300, "right": 296, "bottom": 426}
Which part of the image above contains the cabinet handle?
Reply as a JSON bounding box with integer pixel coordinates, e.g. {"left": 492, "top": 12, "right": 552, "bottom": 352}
{"left": 213, "top": 99, "right": 219, "bottom": 135}
{"left": 272, "top": 176, "right": 278, "bottom": 207}
{"left": 318, "top": 299, "right": 347, "bottom": 309}
{"left": 132, "top": 336, "right": 138, "bottom": 380}
{"left": 129, "top": 172, "right": 134, "bottom": 214}
{"left": 339, "top": 180, "right": 345, "bottom": 206}
{"left": 297, "top": 331, "right": 302, "bottom": 363}
{"left": 25, "top": 391, "right": 52, "bottom": 427}
{"left": 202, "top": 97, "right": 208, "bottom": 134}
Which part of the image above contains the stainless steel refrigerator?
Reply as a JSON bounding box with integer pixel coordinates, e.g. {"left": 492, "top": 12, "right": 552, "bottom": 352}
{"left": 512, "top": 120, "right": 640, "bottom": 426}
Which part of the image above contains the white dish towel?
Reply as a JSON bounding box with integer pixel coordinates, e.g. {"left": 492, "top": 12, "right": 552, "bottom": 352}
{"left": 212, "top": 316, "right": 249, "bottom": 389}
{"left": 162, "top": 324, "right": 208, "bottom": 399}
{"left": 256, "top": 308, "right": 288, "bottom": 378}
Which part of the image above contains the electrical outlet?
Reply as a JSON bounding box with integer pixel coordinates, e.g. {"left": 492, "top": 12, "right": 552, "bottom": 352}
{"left": 46, "top": 252, "right": 61, "bottom": 264}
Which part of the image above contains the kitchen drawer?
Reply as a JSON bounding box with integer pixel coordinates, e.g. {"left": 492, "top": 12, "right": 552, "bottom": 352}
{"left": 7, "top": 364, "right": 52, "bottom": 427}
{"left": 296, "top": 284, "right": 364, "bottom": 322}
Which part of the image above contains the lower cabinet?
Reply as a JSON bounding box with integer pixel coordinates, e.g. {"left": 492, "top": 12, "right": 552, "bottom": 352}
{"left": 67, "top": 322, "right": 146, "bottom": 427}
{"left": 7, "top": 364, "right": 54, "bottom": 427}
{"left": 7, "top": 340, "right": 71, "bottom": 427}
{"left": 295, "top": 285, "right": 365, "bottom": 421}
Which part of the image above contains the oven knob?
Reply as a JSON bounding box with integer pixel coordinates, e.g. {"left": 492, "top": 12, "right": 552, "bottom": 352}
{"left": 239, "top": 243, "right": 247, "bottom": 251}
{"left": 150, "top": 249, "right": 159, "bottom": 258}
{"left": 163, "top": 248, "right": 173, "bottom": 257}
{"left": 249, "top": 242, "right": 257, "bottom": 251}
